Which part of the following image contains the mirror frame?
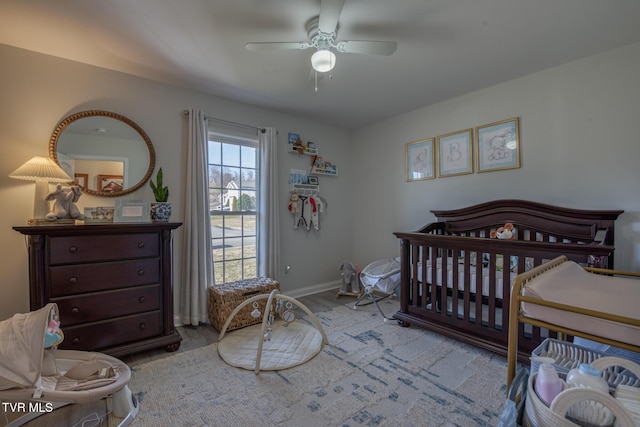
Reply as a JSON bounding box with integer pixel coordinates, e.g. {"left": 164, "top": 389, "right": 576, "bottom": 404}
{"left": 49, "top": 110, "right": 156, "bottom": 197}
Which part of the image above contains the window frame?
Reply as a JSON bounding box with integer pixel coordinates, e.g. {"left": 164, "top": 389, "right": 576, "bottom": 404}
{"left": 207, "top": 125, "right": 259, "bottom": 284}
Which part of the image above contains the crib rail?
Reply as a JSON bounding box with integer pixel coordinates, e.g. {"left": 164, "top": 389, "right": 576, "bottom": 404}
{"left": 393, "top": 230, "right": 614, "bottom": 357}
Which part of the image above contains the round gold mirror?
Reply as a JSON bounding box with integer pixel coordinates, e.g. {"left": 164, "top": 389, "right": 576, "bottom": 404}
{"left": 49, "top": 110, "right": 156, "bottom": 197}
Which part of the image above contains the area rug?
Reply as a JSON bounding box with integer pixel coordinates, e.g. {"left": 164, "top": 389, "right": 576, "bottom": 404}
{"left": 128, "top": 299, "right": 508, "bottom": 426}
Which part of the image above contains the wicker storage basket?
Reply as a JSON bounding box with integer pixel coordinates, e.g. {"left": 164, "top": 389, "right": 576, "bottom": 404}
{"left": 208, "top": 278, "right": 279, "bottom": 332}
{"left": 531, "top": 339, "right": 640, "bottom": 389}
{"left": 524, "top": 357, "right": 640, "bottom": 427}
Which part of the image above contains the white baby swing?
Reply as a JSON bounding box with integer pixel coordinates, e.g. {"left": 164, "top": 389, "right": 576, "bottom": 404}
{"left": 0, "top": 303, "right": 138, "bottom": 427}
{"left": 352, "top": 257, "right": 402, "bottom": 321}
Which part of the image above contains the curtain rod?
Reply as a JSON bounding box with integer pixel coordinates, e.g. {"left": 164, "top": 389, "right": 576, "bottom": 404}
{"left": 183, "top": 110, "right": 265, "bottom": 133}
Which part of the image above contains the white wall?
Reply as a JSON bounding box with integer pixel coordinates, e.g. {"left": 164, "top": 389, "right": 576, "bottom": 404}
{"left": 352, "top": 42, "right": 640, "bottom": 272}
{"left": 3, "top": 41, "right": 639, "bottom": 322}
{"left": 0, "top": 44, "right": 353, "bottom": 320}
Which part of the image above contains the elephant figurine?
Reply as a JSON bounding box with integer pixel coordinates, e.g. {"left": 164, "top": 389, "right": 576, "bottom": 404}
{"left": 45, "top": 184, "right": 84, "bottom": 221}
{"left": 339, "top": 261, "right": 361, "bottom": 294}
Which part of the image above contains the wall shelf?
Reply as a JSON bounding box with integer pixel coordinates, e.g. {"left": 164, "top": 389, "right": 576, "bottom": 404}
{"left": 310, "top": 166, "right": 338, "bottom": 176}
{"left": 288, "top": 146, "right": 318, "bottom": 156}
{"left": 290, "top": 183, "right": 319, "bottom": 195}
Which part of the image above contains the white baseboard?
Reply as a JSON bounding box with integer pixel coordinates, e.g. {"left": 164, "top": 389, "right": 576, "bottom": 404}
{"left": 283, "top": 279, "right": 340, "bottom": 298}
{"left": 174, "top": 279, "right": 341, "bottom": 327}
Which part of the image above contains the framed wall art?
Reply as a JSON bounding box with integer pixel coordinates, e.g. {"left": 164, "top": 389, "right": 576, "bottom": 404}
{"left": 405, "top": 138, "right": 435, "bottom": 181}
{"left": 436, "top": 128, "right": 473, "bottom": 177}
{"left": 97, "top": 174, "right": 124, "bottom": 193}
{"left": 113, "top": 199, "right": 150, "bottom": 223}
{"left": 84, "top": 206, "right": 115, "bottom": 223}
{"left": 475, "top": 117, "right": 520, "bottom": 173}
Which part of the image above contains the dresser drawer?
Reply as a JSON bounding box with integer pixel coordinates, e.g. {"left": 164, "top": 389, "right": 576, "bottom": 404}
{"left": 15, "top": 222, "right": 182, "bottom": 356}
{"left": 48, "top": 233, "right": 159, "bottom": 265}
{"left": 59, "top": 311, "right": 162, "bottom": 352}
{"left": 52, "top": 284, "right": 161, "bottom": 326}
{"left": 48, "top": 258, "right": 160, "bottom": 297}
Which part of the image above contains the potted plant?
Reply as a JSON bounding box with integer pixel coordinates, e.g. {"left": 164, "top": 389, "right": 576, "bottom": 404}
{"left": 150, "top": 168, "right": 171, "bottom": 222}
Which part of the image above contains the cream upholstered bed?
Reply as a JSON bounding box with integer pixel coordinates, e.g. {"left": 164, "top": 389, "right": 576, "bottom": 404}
{"left": 506, "top": 255, "right": 640, "bottom": 388}
{"left": 394, "top": 199, "right": 623, "bottom": 357}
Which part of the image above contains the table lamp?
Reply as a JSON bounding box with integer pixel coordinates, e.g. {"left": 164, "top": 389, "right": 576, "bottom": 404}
{"left": 9, "top": 156, "right": 73, "bottom": 221}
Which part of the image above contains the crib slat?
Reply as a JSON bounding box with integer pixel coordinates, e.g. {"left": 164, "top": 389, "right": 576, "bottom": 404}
{"left": 475, "top": 256, "right": 483, "bottom": 326}
{"left": 451, "top": 249, "right": 459, "bottom": 320}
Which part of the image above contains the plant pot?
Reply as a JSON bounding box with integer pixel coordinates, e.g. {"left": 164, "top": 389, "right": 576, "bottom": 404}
{"left": 150, "top": 202, "right": 172, "bottom": 222}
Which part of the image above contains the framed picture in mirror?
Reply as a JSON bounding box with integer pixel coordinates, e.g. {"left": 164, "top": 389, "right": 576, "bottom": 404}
{"left": 97, "top": 174, "right": 124, "bottom": 193}
{"left": 74, "top": 173, "right": 88, "bottom": 188}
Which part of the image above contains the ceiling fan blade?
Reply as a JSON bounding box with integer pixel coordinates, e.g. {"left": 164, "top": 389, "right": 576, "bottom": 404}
{"left": 335, "top": 40, "right": 397, "bottom": 55}
{"left": 245, "top": 42, "right": 311, "bottom": 51}
{"left": 318, "top": 0, "right": 345, "bottom": 34}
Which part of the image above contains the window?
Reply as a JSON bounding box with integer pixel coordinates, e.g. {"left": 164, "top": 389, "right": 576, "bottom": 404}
{"left": 208, "top": 124, "right": 258, "bottom": 284}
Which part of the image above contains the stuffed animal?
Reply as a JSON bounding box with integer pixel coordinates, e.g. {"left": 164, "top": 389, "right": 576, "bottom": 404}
{"left": 339, "top": 262, "right": 361, "bottom": 294}
{"left": 288, "top": 192, "right": 300, "bottom": 214}
{"left": 45, "top": 184, "right": 84, "bottom": 221}
{"left": 288, "top": 192, "right": 305, "bottom": 229}
{"left": 490, "top": 222, "right": 516, "bottom": 240}
{"left": 292, "top": 138, "right": 305, "bottom": 154}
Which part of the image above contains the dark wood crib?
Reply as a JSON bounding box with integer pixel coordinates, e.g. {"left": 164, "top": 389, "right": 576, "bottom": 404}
{"left": 393, "top": 199, "right": 623, "bottom": 357}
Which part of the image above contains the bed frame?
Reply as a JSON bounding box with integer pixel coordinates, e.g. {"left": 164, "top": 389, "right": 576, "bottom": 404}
{"left": 507, "top": 255, "right": 640, "bottom": 388}
{"left": 393, "top": 199, "right": 623, "bottom": 357}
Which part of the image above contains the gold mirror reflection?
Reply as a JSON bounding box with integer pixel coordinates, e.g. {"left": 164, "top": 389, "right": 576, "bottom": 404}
{"left": 49, "top": 110, "right": 155, "bottom": 197}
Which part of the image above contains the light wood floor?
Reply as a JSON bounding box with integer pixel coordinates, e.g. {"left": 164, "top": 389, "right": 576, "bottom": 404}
{"left": 121, "top": 289, "right": 350, "bottom": 367}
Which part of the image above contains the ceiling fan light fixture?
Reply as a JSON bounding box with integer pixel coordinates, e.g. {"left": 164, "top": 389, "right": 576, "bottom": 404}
{"left": 311, "top": 48, "right": 336, "bottom": 72}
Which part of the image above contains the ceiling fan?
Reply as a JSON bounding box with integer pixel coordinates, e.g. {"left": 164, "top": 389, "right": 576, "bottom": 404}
{"left": 245, "top": 0, "right": 397, "bottom": 75}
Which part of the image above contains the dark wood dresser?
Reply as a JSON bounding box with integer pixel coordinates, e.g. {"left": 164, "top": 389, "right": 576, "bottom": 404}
{"left": 13, "top": 222, "right": 182, "bottom": 357}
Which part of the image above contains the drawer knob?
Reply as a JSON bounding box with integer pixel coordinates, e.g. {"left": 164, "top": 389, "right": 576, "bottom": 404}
{"left": 137, "top": 269, "right": 145, "bottom": 276}
{"left": 71, "top": 307, "right": 79, "bottom": 314}
{"left": 69, "top": 246, "right": 78, "bottom": 253}
{"left": 138, "top": 296, "right": 146, "bottom": 303}
{"left": 69, "top": 277, "right": 77, "bottom": 284}
{"left": 72, "top": 337, "right": 80, "bottom": 344}
{"left": 138, "top": 242, "right": 145, "bottom": 248}
{"left": 139, "top": 323, "right": 146, "bottom": 330}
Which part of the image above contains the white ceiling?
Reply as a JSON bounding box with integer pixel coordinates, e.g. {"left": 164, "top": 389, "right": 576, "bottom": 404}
{"left": 2, "top": 0, "right": 640, "bottom": 129}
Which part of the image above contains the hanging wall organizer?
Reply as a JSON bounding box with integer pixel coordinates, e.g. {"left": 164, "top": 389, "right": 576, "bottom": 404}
{"left": 287, "top": 133, "right": 332, "bottom": 231}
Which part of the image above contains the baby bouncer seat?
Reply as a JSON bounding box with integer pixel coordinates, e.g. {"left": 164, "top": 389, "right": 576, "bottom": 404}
{"left": 0, "top": 303, "right": 138, "bottom": 427}
{"left": 353, "top": 258, "right": 401, "bottom": 320}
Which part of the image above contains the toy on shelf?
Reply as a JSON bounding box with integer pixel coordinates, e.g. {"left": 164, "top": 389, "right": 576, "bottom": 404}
{"left": 45, "top": 184, "right": 84, "bottom": 221}
{"left": 310, "top": 155, "right": 338, "bottom": 176}
{"left": 287, "top": 132, "right": 318, "bottom": 155}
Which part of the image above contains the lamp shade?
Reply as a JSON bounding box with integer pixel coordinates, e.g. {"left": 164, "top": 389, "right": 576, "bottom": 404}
{"left": 9, "top": 156, "right": 72, "bottom": 182}
{"left": 9, "top": 156, "right": 74, "bottom": 220}
{"left": 311, "top": 49, "right": 336, "bottom": 73}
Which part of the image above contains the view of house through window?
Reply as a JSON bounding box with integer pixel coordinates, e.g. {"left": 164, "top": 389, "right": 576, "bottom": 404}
{"left": 208, "top": 127, "right": 258, "bottom": 284}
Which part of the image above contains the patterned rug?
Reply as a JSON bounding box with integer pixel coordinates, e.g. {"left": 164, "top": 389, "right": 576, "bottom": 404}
{"left": 129, "top": 299, "right": 508, "bottom": 427}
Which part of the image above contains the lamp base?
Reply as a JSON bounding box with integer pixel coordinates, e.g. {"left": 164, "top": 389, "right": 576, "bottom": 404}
{"left": 33, "top": 180, "right": 51, "bottom": 220}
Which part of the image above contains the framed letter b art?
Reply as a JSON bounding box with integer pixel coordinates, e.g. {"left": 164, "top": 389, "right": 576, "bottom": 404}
{"left": 405, "top": 138, "right": 435, "bottom": 181}
{"left": 475, "top": 117, "right": 520, "bottom": 173}
{"left": 437, "top": 128, "right": 473, "bottom": 177}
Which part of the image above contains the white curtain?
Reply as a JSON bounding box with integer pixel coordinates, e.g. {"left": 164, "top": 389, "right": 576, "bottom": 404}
{"left": 180, "top": 109, "right": 213, "bottom": 325}
{"left": 258, "top": 127, "right": 280, "bottom": 280}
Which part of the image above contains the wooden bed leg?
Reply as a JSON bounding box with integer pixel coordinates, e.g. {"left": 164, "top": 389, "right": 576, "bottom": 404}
{"left": 397, "top": 319, "right": 410, "bottom": 327}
